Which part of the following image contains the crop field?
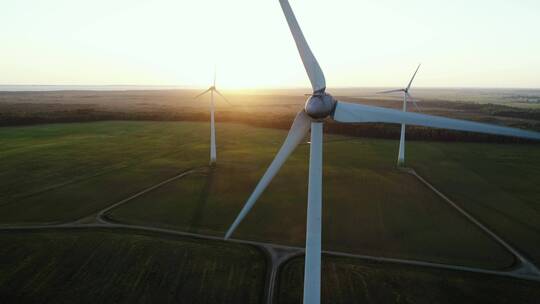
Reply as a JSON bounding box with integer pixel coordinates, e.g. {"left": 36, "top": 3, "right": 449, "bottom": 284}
{"left": 0, "top": 121, "right": 208, "bottom": 223}
{"left": 0, "top": 120, "right": 539, "bottom": 302}
{"left": 107, "top": 125, "right": 517, "bottom": 269}
{"left": 408, "top": 141, "right": 540, "bottom": 265}
{"left": 0, "top": 229, "right": 266, "bottom": 304}
{"left": 2, "top": 120, "right": 537, "bottom": 267}
{"left": 276, "top": 256, "right": 540, "bottom": 304}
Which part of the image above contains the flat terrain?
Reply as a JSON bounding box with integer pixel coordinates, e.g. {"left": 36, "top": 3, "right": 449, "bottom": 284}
{"left": 0, "top": 121, "right": 208, "bottom": 223}
{"left": 1, "top": 89, "right": 539, "bottom": 133}
{"left": 276, "top": 256, "right": 540, "bottom": 304}
{"left": 1, "top": 120, "right": 539, "bottom": 303}
{"left": 0, "top": 229, "right": 266, "bottom": 304}
{"left": 408, "top": 141, "right": 540, "bottom": 265}
{"left": 108, "top": 125, "right": 516, "bottom": 269}
{"left": 3, "top": 121, "right": 538, "bottom": 269}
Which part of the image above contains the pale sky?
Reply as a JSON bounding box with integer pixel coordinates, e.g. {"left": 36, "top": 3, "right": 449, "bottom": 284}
{"left": 1, "top": 0, "right": 539, "bottom": 89}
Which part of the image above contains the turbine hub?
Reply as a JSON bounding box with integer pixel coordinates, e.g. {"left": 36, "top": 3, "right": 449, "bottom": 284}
{"left": 304, "top": 93, "right": 337, "bottom": 120}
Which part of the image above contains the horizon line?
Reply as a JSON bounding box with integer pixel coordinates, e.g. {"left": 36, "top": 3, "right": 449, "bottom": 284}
{"left": 1, "top": 84, "right": 540, "bottom": 92}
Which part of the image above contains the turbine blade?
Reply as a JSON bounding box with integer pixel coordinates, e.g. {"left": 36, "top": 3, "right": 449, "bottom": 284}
{"left": 194, "top": 88, "right": 212, "bottom": 99}
{"left": 214, "top": 89, "right": 233, "bottom": 106}
{"left": 411, "top": 100, "right": 421, "bottom": 112}
{"left": 406, "top": 93, "right": 421, "bottom": 112}
{"left": 279, "top": 0, "right": 326, "bottom": 93}
{"left": 406, "top": 64, "right": 421, "bottom": 91}
{"left": 332, "top": 101, "right": 540, "bottom": 140}
{"left": 224, "top": 110, "right": 312, "bottom": 239}
{"left": 377, "top": 89, "right": 405, "bottom": 94}
{"left": 214, "top": 65, "right": 217, "bottom": 87}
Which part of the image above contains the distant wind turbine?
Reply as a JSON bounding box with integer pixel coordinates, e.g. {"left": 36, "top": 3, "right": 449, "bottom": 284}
{"left": 195, "top": 70, "right": 232, "bottom": 166}
{"left": 378, "top": 64, "right": 421, "bottom": 166}
{"left": 225, "top": 1, "right": 540, "bottom": 304}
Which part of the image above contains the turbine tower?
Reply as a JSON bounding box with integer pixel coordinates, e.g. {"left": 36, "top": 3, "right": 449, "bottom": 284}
{"left": 379, "top": 64, "right": 421, "bottom": 166}
{"left": 195, "top": 70, "right": 231, "bottom": 166}
{"left": 225, "top": 1, "right": 540, "bottom": 304}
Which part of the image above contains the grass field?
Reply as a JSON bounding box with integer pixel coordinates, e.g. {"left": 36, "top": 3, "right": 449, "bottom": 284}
{"left": 408, "top": 141, "right": 540, "bottom": 265}
{"left": 1, "top": 121, "right": 539, "bottom": 270}
{"left": 0, "top": 229, "right": 266, "bottom": 304}
{"left": 104, "top": 122, "right": 516, "bottom": 269}
{"left": 276, "top": 256, "right": 540, "bottom": 304}
{"left": 0, "top": 121, "right": 208, "bottom": 223}
{"left": 1, "top": 120, "right": 539, "bottom": 303}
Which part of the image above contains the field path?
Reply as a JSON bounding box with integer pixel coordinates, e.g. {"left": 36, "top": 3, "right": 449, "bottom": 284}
{"left": 405, "top": 168, "right": 540, "bottom": 277}
{"left": 2, "top": 166, "right": 540, "bottom": 304}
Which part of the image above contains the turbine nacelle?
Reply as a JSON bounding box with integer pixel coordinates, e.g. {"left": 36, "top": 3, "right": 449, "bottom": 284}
{"left": 304, "top": 93, "right": 337, "bottom": 120}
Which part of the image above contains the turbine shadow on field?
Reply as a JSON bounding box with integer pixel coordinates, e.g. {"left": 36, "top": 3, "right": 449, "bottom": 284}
{"left": 189, "top": 167, "right": 215, "bottom": 232}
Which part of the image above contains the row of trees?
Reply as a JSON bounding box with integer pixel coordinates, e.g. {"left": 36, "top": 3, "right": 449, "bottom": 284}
{"left": 0, "top": 108, "right": 536, "bottom": 144}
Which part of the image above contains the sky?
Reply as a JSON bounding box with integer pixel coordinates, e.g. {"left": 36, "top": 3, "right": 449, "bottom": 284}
{"left": 1, "top": 0, "right": 539, "bottom": 89}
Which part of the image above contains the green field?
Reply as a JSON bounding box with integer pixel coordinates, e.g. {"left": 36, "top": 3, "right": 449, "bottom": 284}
{"left": 276, "top": 256, "right": 540, "bottom": 304}
{"left": 0, "top": 229, "right": 266, "bottom": 304}
{"left": 1, "top": 120, "right": 539, "bottom": 303}
{"left": 0, "top": 121, "right": 208, "bottom": 223}
{"left": 408, "top": 141, "right": 540, "bottom": 265}
{"left": 106, "top": 122, "right": 517, "bottom": 269}
{"left": 2, "top": 121, "right": 539, "bottom": 268}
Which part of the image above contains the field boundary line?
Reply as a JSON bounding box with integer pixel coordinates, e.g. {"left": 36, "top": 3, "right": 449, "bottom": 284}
{"left": 406, "top": 168, "right": 540, "bottom": 277}
{"left": 2, "top": 164, "right": 540, "bottom": 304}
{"left": 1, "top": 143, "right": 202, "bottom": 207}
{"left": 95, "top": 167, "right": 207, "bottom": 222}
{"left": 2, "top": 224, "right": 540, "bottom": 283}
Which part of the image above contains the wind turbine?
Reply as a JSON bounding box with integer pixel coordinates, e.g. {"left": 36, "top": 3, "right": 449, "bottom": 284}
{"left": 195, "top": 70, "right": 232, "bottom": 166}
{"left": 379, "top": 64, "right": 422, "bottom": 166}
{"left": 225, "top": 1, "right": 540, "bottom": 304}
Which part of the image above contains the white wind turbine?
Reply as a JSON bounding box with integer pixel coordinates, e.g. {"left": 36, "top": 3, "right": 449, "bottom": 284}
{"left": 195, "top": 70, "right": 232, "bottom": 166}
{"left": 225, "top": 1, "right": 540, "bottom": 303}
{"left": 379, "top": 64, "right": 422, "bottom": 166}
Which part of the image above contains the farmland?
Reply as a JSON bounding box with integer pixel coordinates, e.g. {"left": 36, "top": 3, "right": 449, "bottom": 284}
{"left": 0, "top": 118, "right": 539, "bottom": 303}
{"left": 1, "top": 121, "right": 538, "bottom": 269}
{"left": 0, "top": 121, "right": 208, "bottom": 223}
{"left": 0, "top": 229, "right": 266, "bottom": 304}
{"left": 276, "top": 255, "right": 540, "bottom": 304}
{"left": 408, "top": 141, "right": 540, "bottom": 265}
{"left": 108, "top": 123, "right": 517, "bottom": 269}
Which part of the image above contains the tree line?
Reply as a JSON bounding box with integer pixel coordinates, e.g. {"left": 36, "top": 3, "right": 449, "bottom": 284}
{"left": 0, "top": 108, "right": 536, "bottom": 144}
